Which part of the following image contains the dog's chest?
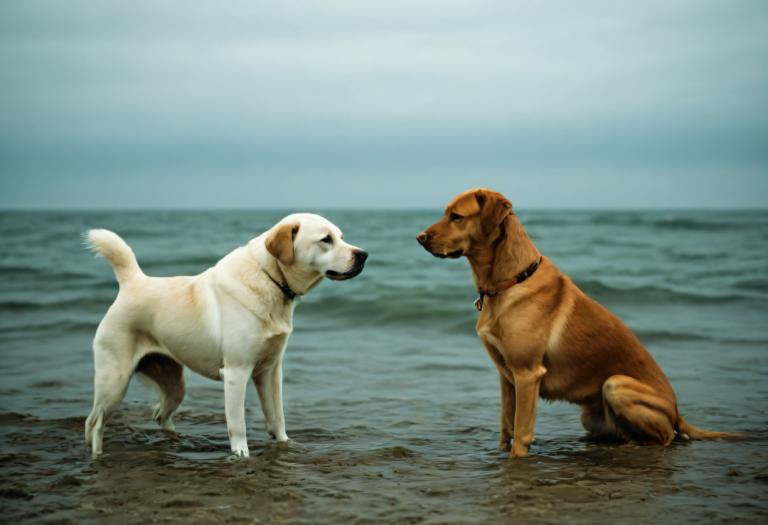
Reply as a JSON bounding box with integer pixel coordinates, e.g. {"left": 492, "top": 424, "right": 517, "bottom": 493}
{"left": 251, "top": 323, "right": 291, "bottom": 372}
{"left": 476, "top": 307, "right": 545, "bottom": 347}
{"left": 476, "top": 307, "right": 551, "bottom": 371}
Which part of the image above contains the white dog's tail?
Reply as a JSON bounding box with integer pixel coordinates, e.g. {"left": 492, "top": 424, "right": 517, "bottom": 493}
{"left": 84, "top": 229, "right": 143, "bottom": 284}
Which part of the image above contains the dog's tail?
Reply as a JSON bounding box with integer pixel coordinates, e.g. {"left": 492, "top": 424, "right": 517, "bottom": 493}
{"left": 676, "top": 416, "right": 743, "bottom": 440}
{"left": 84, "top": 229, "right": 143, "bottom": 285}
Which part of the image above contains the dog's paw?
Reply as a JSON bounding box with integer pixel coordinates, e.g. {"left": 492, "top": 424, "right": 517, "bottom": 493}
{"left": 230, "top": 438, "right": 250, "bottom": 457}
{"left": 231, "top": 446, "right": 250, "bottom": 457}
{"left": 267, "top": 428, "right": 289, "bottom": 442}
{"left": 511, "top": 441, "right": 530, "bottom": 458}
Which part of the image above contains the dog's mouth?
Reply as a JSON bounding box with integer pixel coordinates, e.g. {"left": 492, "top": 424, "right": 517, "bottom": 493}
{"left": 325, "top": 265, "right": 365, "bottom": 281}
{"left": 430, "top": 249, "right": 464, "bottom": 259}
{"left": 419, "top": 238, "right": 463, "bottom": 259}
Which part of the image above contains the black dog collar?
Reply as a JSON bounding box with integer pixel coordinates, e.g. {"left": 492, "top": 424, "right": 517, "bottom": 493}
{"left": 475, "top": 256, "right": 542, "bottom": 311}
{"left": 263, "top": 270, "right": 300, "bottom": 301}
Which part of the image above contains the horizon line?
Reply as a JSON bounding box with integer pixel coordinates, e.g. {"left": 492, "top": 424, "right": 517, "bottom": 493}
{"left": 1, "top": 205, "right": 767, "bottom": 213}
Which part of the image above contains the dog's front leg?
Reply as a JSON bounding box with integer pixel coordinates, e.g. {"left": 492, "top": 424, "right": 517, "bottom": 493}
{"left": 267, "top": 362, "right": 288, "bottom": 442}
{"left": 510, "top": 365, "right": 546, "bottom": 458}
{"left": 220, "top": 366, "right": 253, "bottom": 457}
{"left": 482, "top": 342, "right": 516, "bottom": 451}
{"left": 255, "top": 363, "right": 288, "bottom": 442}
{"left": 498, "top": 374, "right": 516, "bottom": 451}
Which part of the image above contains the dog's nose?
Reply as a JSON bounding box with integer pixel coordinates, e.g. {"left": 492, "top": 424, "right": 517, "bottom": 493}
{"left": 354, "top": 250, "right": 368, "bottom": 263}
{"left": 416, "top": 232, "right": 429, "bottom": 245}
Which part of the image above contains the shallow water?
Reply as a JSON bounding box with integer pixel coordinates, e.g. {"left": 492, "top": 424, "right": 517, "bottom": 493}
{"left": 1, "top": 209, "right": 767, "bottom": 524}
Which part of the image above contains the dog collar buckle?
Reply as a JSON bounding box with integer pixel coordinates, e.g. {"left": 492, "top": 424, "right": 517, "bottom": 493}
{"left": 474, "top": 294, "right": 484, "bottom": 311}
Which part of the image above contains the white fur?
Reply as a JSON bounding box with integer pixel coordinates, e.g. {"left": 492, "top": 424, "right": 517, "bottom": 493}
{"left": 84, "top": 213, "right": 364, "bottom": 457}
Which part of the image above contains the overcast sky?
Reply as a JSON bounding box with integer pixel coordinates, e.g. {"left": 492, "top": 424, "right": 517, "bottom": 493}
{"left": 1, "top": 1, "right": 766, "bottom": 209}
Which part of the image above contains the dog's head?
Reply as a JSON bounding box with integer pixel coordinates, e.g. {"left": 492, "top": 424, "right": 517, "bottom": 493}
{"left": 417, "top": 188, "right": 512, "bottom": 258}
{"left": 266, "top": 213, "right": 368, "bottom": 281}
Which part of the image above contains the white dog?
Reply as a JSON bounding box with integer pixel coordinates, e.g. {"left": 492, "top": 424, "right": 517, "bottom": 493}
{"left": 84, "top": 214, "right": 367, "bottom": 457}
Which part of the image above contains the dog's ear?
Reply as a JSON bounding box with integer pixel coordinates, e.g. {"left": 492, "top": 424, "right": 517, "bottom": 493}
{"left": 476, "top": 188, "right": 512, "bottom": 233}
{"left": 266, "top": 222, "right": 300, "bottom": 265}
{"left": 451, "top": 191, "right": 482, "bottom": 216}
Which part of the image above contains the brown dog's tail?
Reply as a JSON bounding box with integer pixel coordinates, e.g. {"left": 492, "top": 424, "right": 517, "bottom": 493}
{"left": 676, "top": 416, "right": 743, "bottom": 440}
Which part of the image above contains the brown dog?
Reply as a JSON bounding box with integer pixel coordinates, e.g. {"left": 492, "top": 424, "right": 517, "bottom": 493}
{"left": 418, "top": 188, "right": 733, "bottom": 457}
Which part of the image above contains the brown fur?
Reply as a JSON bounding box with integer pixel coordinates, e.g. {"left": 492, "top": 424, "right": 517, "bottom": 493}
{"left": 419, "top": 188, "right": 736, "bottom": 457}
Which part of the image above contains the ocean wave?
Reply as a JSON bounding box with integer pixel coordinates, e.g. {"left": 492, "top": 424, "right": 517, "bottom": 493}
{"left": 408, "top": 363, "right": 488, "bottom": 372}
{"left": 0, "top": 280, "right": 759, "bottom": 337}
{"left": 635, "top": 329, "right": 714, "bottom": 344}
{"left": 141, "top": 256, "right": 219, "bottom": 271}
{"left": 296, "top": 277, "right": 762, "bottom": 332}
{"left": 520, "top": 217, "right": 575, "bottom": 228}
{"left": 576, "top": 279, "right": 757, "bottom": 305}
{"left": 649, "top": 217, "right": 746, "bottom": 232}
{"left": 731, "top": 278, "right": 768, "bottom": 293}
{"left": 583, "top": 214, "right": 761, "bottom": 232}
{"left": 0, "top": 297, "right": 112, "bottom": 313}
{"left": 0, "top": 265, "right": 95, "bottom": 280}
{"left": 303, "top": 294, "right": 476, "bottom": 333}
{"left": 0, "top": 412, "right": 34, "bottom": 424}
{"left": 0, "top": 319, "right": 96, "bottom": 335}
{"left": 587, "top": 213, "right": 646, "bottom": 226}
{"left": 666, "top": 250, "right": 731, "bottom": 262}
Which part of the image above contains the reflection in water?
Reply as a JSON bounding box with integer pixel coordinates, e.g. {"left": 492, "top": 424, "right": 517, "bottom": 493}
{"left": 489, "top": 442, "right": 680, "bottom": 522}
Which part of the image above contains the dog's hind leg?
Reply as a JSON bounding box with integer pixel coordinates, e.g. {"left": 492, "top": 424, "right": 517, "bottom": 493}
{"left": 136, "top": 353, "right": 185, "bottom": 432}
{"left": 580, "top": 403, "right": 624, "bottom": 442}
{"left": 85, "top": 332, "right": 134, "bottom": 457}
{"left": 601, "top": 375, "right": 677, "bottom": 446}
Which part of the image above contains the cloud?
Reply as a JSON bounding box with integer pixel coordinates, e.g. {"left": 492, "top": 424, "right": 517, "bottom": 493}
{"left": 1, "top": 1, "right": 767, "bottom": 208}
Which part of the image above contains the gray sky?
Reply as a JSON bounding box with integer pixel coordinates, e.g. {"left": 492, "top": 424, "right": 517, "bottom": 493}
{"left": 1, "top": 0, "right": 766, "bottom": 209}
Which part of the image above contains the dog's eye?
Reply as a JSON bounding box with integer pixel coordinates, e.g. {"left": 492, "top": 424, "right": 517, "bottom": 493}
{"left": 321, "top": 235, "right": 333, "bottom": 244}
{"left": 450, "top": 213, "right": 463, "bottom": 222}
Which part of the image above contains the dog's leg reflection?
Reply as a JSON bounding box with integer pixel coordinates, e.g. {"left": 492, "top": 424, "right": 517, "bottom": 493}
{"left": 220, "top": 366, "right": 253, "bottom": 457}
{"left": 254, "top": 363, "right": 288, "bottom": 442}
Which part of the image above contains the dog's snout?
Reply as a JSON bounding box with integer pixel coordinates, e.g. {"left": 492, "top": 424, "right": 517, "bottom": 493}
{"left": 354, "top": 250, "right": 368, "bottom": 263}
{"left": 417, "top": 232, "right": 430, "bottom": 245}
